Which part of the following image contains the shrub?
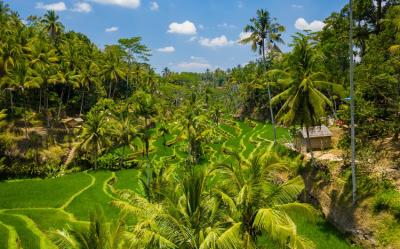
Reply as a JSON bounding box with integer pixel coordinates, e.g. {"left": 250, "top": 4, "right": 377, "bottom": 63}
{"left": 373, "top": 190, "right": 400, "bottom": 219}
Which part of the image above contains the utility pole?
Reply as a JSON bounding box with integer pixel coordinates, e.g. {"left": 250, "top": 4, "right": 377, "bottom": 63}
{"left": 349, "top": 0, "right": 357, "bottom": 206}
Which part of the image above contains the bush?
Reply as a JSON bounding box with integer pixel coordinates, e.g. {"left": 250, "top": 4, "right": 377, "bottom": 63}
{"left": 373, "top": 190, "right": 400, "bottom": 219}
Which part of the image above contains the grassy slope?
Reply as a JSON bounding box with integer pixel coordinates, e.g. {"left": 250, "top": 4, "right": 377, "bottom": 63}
{"left": 0, "top": 120, "right": 355, "bottom": 249}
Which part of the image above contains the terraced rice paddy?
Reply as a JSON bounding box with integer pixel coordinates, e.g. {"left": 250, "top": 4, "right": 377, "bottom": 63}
{"left": 0, "top": 120, "right": 354, "bottom": 248}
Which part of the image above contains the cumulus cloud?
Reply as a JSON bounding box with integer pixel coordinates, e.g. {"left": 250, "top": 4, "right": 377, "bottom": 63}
{"left": 199, "top": 35, "right": 234, "bottom": 48}
{"left": 157, "top": 46, "right": 175, "bottom": 53}
{"left": 150, "top": 1, "right": 159, "bottom": 11}
{"left": 36, "top": 2, "right": 67, "bottom": 11}
{"left": 188, "top": 36, "right": 197, "bottom": 42}
{"left": 295, "top": 18, "right": 325, "bottom": 32}
{"left": 72, "top": 2, "right": 92, "bottom": 12}
{"left": 168, "top": 21, "right": 197, "bottom": 35}
{"left": 91, "top": 0, "right": 140, "bottom": 9}
{"left": 105, "top": 26, "right": 118, "bottom": 32}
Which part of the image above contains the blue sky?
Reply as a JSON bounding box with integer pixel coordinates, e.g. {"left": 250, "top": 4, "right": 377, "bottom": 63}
{"left": 6, "top": 0, "right": 348, "bottom": 72}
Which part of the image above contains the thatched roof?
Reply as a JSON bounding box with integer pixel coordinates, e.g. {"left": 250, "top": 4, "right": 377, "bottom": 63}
{"left": 300, "top": 125, "right": 332, "bottom": 138}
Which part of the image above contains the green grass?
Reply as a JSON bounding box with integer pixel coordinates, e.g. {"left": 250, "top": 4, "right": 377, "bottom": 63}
{"left": 0, "top": 172, "right": 91, "bottom": 209}
{"left": 0, "top": 119, "right": 353, "bottom": 248}
{"left": 0, "top": 214, "right": 40, "bottom": 249}
{"left": 0, "top": 222, "right": 9, "bottom": 249}
{"left": 66, "top": 171, "right": 120, "bottom": 220}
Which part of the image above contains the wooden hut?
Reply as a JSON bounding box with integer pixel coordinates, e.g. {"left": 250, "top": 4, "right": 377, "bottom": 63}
{"left": 295, "top": 125, "right": 332, "bottom": 151}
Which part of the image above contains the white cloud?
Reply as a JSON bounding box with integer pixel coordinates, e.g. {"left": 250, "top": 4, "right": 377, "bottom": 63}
{"left": 238, "top": 32, "right": 252, "bottom": 42}
{"left": 199, "top": 35, "right": 234, "bottom": 48}
{"left": 291, "top": 4, "right": 303, "bottom": 9}
{"left": 295, "top": 18, "right": 325, "bottom": 32}
{"left": 105, "top": 26, "right": 118, "bottom": 32}
{"left": 177, "top": 62, "right": 211, "bottom": 70}
{"left": 168, "top": 21, "right": 197, "bottom": 35}
{"left": 91, "top": 0, "right": 140, "bottom": 9}
{"left": 36, "top": 2, "right": 67, "bottom": 11}
{"left": 72, "top": 2, "right": 92, "bottom": 12}
{"left": 157, "top": 46, "right": 175, "bottom": 53}
{"left": 150, "top": 1, "right": 159, "bottom": 11}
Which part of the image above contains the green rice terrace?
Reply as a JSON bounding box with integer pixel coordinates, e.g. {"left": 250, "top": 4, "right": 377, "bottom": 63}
{"left": 0, "top": 120, "right": 354, "bottom": 249}
{"left": 2, "top": 0, "right": 400, "bottom": 248}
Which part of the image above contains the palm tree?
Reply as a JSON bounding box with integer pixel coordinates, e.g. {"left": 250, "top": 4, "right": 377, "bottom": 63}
{"left": 271, "top": 34, "right": 342, "bottom": 160}
{"left": 1, "top": 60, "right": 40, "bottom": 138}
{"left": 75, "top": 61, "right": 99, "bottom": 116}
{"left": 79, "top": 111, "right": 113, "bottom": 169}
{"left": 133, "top": 91, "right": 158, "bottom": 194}
{"left": 213, "top": 151, "right": 316, "bottom": 248}
{"left": 50, "top": 207, "right": 127, "bottom": 249}
{"left": 102, "top": 45, "right": 126, "bottom": 99}
{"left": 240, "top": 9, "right": 285, "bottom": 144}
{"left": 113, "top": 167, "right": 242, "bottom": 249}
{"left": 41, "top": 10, "right": 63, "bottom": 43}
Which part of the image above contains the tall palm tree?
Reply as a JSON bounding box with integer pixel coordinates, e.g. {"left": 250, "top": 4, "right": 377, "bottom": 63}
{"left": 41, "top": 10, "right": 63, "bottom": 43}
{"left": 102, "top": 45, "right": 126, "bottom": 99}
{"left": 133, "top": 91, "right": 158, "bottom": 194}
{"left": 240, "top": 9, "right": 285, "bottom": 144}
{"left": 1, "top": 60, "right": 40, "bottom": 137}
{"left": 79, "top": 111, "right": 113, "bottom": 169}
{"left": 75, "top": 61, "right": 99, "bottom": 116}
{"left": 271, "top": 34, "right": 343, "bottom": 160}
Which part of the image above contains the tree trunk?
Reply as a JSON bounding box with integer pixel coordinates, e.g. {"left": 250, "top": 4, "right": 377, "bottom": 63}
{"left": 24, "top": 95, "right": 29, "bottom": 139}
{"left": 144, "top": 117, "right": 151, "bottom": 199}
{"left": 79, "top": 90, "right": 85, "bottom": 116}
{"left": 66, "top": 85, "right": 71, "bottom": 102}
{"left": 108, "top": 81, "right": 113, "bottom": 98}
{"left": 305, "top": 126, "right": 314, "bottom": 161}
{"left": 262, "top": 42, "right": 277, "bottom": 144}
{"left": 112, "top": 79, "right": 118, "bottom": 99}
{"left": 57, "top": 86, "right": 64, "bottom": 120}
{"left": 376, "top": 0, "right": 382, "bottom": 33}
{"left": 9, "top": 90, "right": 14, "bottom": 113}
{"left": 45, "top": 85, "right": 50, "bottom": 128}
{"left": 39, "top": 88, "right": 42, "bottom": 113}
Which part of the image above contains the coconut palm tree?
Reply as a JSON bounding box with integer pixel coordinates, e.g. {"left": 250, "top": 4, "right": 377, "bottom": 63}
{"left": 271, "top": 33, "right": 343, "bottom": 160}
{"left": 75, "top": 61, "right": 99, "bottom": 116}
{"left": 41, "top": 10, "right": 63, "bottom": 43}
{"left": 133, "top": 90, "right": 158, "bottom": 194}
{"left": 79, "top": 111, "right": 113, "bottom": 169}
{"left": 1, "top": 60, "right": 40, "bottom": 137}
{"left": 102, "top": 45, "right": 126, "bottom": 99}
{"left": 213, "top": 151, "right": 316, "bottom": 249}
{"left": 240, "top": 9, "right": 285, "bottom": 144}
{"left": 113, "top": 167, "right": 242, "bottom": 249}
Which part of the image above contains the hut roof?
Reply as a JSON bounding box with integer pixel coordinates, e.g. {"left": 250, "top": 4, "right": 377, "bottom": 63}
{"left": 301, "top": 125, "right": 332, "bottom": 138}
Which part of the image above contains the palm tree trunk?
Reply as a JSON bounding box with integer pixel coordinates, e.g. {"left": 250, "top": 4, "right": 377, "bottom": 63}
{"left": 79, "top": 90, "right": 85, "bottom": 116}
{"left": 45, "top": 85, "right": 50, "bottom": 128}
{"left": 108, "top": 81, "right": 113, "bottom": 98}
{"left": 24, "top": 95, "right": 29, "bottom": 139}
{"left": 144, "top": 118, "right": 151, "bottom": 198}
{"left": 9, "top": 90, "right": 14, "bottom": 113}
{"left": 67, "top": 84, "right": 71, "bottom": 102}
{"left": 39, "top": 88, "right": 42, "bottom": 113}
{"left": 305, "top": 126, "right": 314, "bottom": 161}
{"left": 112, "top": 79, "right": 118, "bottom": 99}
{"left": 57, "top": 86, "right": 64, "bottom": 119}
{"left": 261, "top": 42, "right": 277, "bottom": 144}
